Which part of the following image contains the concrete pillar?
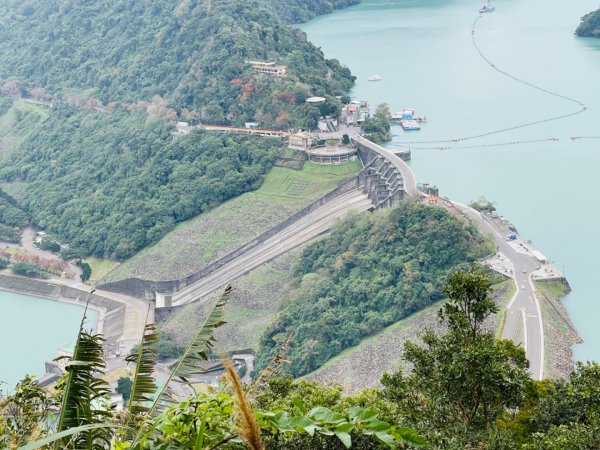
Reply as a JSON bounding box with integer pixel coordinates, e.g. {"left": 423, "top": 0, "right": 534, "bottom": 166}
{"left": 156, "top": 293, "right": 172, "bottom": 308}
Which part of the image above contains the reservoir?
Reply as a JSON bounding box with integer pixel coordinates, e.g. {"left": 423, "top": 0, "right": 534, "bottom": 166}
{"left": 301, "top": 0, "right": 600, "bottom": 362}
{"left": 0, "top": 290, "right": 96, "bottom": 390}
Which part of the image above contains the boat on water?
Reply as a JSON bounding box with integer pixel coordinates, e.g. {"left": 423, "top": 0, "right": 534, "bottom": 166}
{"left": 400, "top": 120, "right": 420, "bottom": 131}
{"left": 479, "top": 0, "right": 495, "bottom": 13}
{"left": 367, "top": 74, "right": 382, "bottom": 81}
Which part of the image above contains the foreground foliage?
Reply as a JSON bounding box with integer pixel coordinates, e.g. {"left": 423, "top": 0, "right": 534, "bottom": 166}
{"left": 3, "top": 271, "right": 600, "bottom": 449}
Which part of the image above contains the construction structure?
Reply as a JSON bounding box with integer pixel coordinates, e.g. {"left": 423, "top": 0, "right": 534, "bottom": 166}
{"left": 305, "top": 145, "right": 358, "bottom": 164}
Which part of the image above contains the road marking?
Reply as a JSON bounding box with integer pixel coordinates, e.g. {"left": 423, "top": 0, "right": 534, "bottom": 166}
{"left": 521, "top": 307, "right": 528, "bottom": 354}
{"left": 528, "top": 274, "right": 545, "bottom": 380}
{"left": 506, "top": 278, "right": 520, "bottom": 310}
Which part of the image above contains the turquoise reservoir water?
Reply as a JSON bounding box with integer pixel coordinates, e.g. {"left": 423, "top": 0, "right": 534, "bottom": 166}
{"left": 0, "top": 290, "right": 96, "bottom": 390}
{"left": 301, "top": 0, "right": 600, "bottom": 362}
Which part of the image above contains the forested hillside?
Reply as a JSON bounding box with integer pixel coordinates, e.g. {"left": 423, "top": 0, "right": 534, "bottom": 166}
{"left": 0, "top": 0, "right": 357, "bottom": 257}
{"left": 577, "top": 8, "right": 600, "bottom": 38}
{"left": 256, "top": 203, "right": 493, "bottom": 377}
{"left": 272, "top": 0, "right": 361, "bottom": 23}
{"left": 0, "top": 106, "right": 279, "bottom": 259}
{"left": 0, "top": 0, "right": 354, "bottom": 129}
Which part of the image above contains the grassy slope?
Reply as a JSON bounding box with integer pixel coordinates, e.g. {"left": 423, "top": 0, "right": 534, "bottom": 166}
{"left": 160, "top": 247, "right": 306, "bottom": 354}
{"left": 0, "top": 101, "right": 48, "bottom": 163}
{"left": 102, "top": 161, "right": 360, "bottom": 283}
{"left": 305, "top": 277, "right": 516, "bottom": 393}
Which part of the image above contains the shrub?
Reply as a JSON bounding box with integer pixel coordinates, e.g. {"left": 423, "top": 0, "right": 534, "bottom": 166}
{"left": 11, "top": 262, "right": 49, "bottom": 279}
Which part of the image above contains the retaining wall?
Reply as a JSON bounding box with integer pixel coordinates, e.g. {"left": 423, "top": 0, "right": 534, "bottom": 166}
{"left": 0, "top": 274, "right": 126, "bottom": 344}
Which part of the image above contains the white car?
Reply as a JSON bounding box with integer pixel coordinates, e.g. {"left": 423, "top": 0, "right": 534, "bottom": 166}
{"left": 521, "top": 284, "right": 526, "bottom": 290}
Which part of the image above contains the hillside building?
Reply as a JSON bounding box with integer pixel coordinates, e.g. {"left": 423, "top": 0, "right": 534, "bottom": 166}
{"left": 288, "top": 131, "right": 314, "bottom": 151}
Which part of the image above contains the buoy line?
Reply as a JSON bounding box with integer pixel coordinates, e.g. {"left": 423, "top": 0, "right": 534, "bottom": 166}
{"left": 391, "top": 13, "right": 588, "bottom": 147}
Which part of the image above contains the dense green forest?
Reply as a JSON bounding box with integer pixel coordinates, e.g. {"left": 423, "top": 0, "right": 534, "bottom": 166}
{"left": 0, "top": 0, "right": 355, "bottom": 129}
{"left": 577, "top": 8, "right": 600, "bottom": 38}
{"left": 0, "top": 107, "right": 279, "bottom": 259}
{"left": 0, "top": 188, "right": 28, "bottom": 227}
{"left": 256, "top": 203, "right": 492, "bottom": 377}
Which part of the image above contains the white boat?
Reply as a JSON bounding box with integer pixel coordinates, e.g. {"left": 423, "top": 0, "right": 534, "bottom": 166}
{"left": 400, "top": 120, "right": 420, "bottom": 131}
{"left": 479, "top": 0, "right": 495, "bottom": 13}
{"left": 367, "top": 74, "right": 382, "bottom": 81}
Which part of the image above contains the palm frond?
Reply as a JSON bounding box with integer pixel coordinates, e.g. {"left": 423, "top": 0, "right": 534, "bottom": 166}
{"left": 125, "top": 323, "right": 159, "bottom": 417}
{"left": 131, "top": 285, "right": 232, "bottom": 445}
{"left": 54, "top": 330, "right": 112, "bottom": 449}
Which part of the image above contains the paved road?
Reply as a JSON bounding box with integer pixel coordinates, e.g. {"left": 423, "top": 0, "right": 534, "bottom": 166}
{"left": 353, "top": 135, "right": 418, "bottom": 197}
{"left": 172, "top": 189, "right": 372, "bottom": 305}
{"left": 455, "top": 204, "right": 544, "bottom": 380}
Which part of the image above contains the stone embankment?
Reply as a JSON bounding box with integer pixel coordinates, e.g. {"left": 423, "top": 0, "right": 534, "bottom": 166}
{"left": 0, "top": 273, "right": 147, "bottom": 350}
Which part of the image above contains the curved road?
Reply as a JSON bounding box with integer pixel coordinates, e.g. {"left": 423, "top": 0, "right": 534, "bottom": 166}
{"left": 456, "top": 204, "right": 544, "bottom": 380}
{"left": 172, "top": 188, "right": 373, "bottom": 305}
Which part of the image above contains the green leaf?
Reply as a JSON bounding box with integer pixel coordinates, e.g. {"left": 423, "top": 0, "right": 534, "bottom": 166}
{"left": 126, "top": 320, "right": 159, "bottom": 417}
{"left": 18, "top": 424, "right": 119, "bottom": 450}
{"left": 292, "top": 396, "right": 307, "bottom": 414}
{"left": 374, "top": 431, "right": 397, "bottom": 448}
{"left": 309, "top": 406, "right": 346, "bottom": 424}
{"left": 336, "top": 422, "right": 354, "bottom": 433}
{"left": 335, "top": 431, "right": 352, "bottom": 449}
{"left": 393, "top": 427, "right": 427, "bottom": 448}
{"left": 53, "top": 299, "right": 113, "bottom": 449}
{"left": 365, "top": 419, "right": 391, "bottom": 432}
{"left": 348, "top": 406, "right": 378, "bottom": 423}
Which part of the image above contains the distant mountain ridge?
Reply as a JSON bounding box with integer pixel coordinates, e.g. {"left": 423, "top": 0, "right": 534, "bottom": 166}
{"left": 577, "top": 8, "right": 600, "bottom": 38}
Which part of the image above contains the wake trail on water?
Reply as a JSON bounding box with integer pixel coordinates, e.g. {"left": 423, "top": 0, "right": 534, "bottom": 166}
{"left": 391, "top": 13, "right": 589, "bottom": 149}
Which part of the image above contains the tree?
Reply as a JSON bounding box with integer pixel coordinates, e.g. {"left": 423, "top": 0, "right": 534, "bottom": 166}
{"left": 382, "top": 268, "right": 531, "bottom": 447}
{"left": 469, "top": 195, "right": 497, "bottom": 213}
{"left": 76, "top": 260, "right": 92, "bottom": 282}
{"left": 342, "top": 133, "right": 350, "bottom": 145}
{"left": 116, "top": 377, "right": 133, "bottom": 402}
{"left": 360, "top": 106, "right": 391, "bottom": 143}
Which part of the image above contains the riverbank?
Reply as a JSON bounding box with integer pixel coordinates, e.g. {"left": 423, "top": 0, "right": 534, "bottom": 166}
{"left": 535, "top": 279, "right": 578, "bottom": 379}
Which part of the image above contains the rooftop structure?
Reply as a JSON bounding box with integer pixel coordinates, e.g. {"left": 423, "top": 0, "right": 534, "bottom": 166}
{"left": 305, "top": 144, "right": 357, "bottom": 165}
{"left": 251, "top": 63, "right": 287, "bottom": 77}
{"left": 306, "top": 96, "right": 326, "bottom": 104}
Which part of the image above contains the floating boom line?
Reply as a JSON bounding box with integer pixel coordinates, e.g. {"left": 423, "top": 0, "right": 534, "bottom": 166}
{"left": 391, "top": 14, "right": 588, "bottom": 147}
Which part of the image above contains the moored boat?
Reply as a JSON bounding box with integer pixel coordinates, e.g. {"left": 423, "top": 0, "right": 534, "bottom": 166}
{"left": 479, "top": 0, "right": 495, "bottom": 13}
{"left": 367, "top": 74, "right": 382, "bottom": 81}
{"left": 400, "top": 120, "right": 420, "bottom": 130}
